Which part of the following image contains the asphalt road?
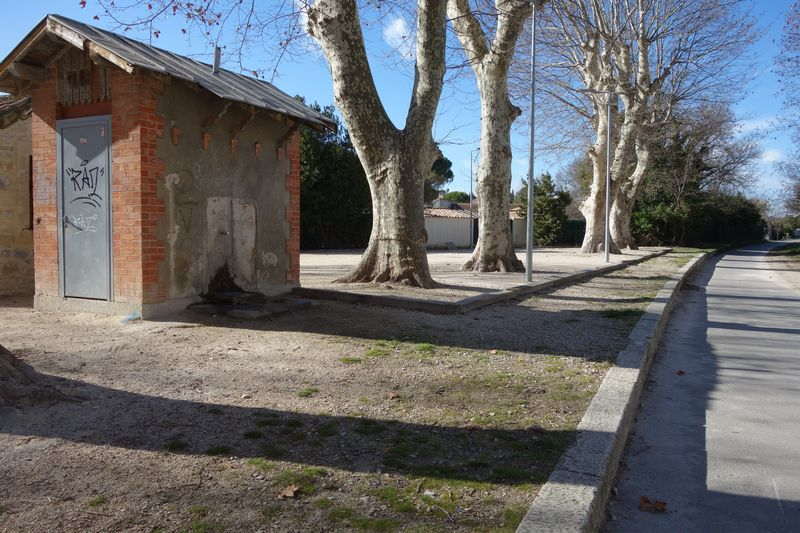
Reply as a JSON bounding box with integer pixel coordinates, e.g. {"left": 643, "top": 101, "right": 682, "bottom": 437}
{"left": 605, "top": 242, "right": 800, "bottom": 532}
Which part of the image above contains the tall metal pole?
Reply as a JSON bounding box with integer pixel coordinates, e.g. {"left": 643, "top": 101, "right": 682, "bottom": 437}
{"left": 469, "top": 151, "right": 475, "bottom": 247}
{"left": 525, "top": 3, "right": 538, "bottom": 283}
{"left": 604, "top": 91, "right": 612, "bottom": 263}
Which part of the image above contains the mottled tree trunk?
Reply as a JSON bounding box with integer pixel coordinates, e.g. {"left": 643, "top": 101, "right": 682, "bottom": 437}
{"left": 609, "top": 192, "right": 636, "bottom": 250}
{"left": 464, "top": 77, "right": 524, "bottom": 272}
{"left": 448, "top": 0, "right": 531, "bottom": 273}
{"left": 580, "top": 111, "right": 620, "bottom": 254}
{"left": 308, "top": 0, "right": 446, "bottom": 287}
{"left": 609, "top": 139, "right": 649, "bottom": 250}
{"left": 338, "top": 137, "right": 435, "bottom": 286}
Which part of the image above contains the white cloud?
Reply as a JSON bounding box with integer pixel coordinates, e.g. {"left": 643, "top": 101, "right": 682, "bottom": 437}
{"left": 761, "top": 149, "right": 785, "bottom": 163}
{"left": 383, "top": 17, "right": 415, "bottom": 59}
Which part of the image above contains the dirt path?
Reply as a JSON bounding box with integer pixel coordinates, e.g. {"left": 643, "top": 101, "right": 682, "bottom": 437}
{"left": 0, "top": 251, "right": 699, "bottom": 533}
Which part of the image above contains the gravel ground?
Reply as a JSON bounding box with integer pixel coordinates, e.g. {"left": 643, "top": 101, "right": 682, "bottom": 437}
{"left": 300, "top": 247, "right": 667, "bottom": 302}
{"left": 0, "top": 252, "right": 696, "bottom": 533}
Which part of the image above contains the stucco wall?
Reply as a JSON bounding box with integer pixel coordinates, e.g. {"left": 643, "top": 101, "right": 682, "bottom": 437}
{"left": 425, "top": 217, "right": 473, "bottom": 248}
{"left": 0, "top": 117, "right": 33, "bottom": 296}
{"left": 154, "top": 78, "right": 298, "bottom": 299}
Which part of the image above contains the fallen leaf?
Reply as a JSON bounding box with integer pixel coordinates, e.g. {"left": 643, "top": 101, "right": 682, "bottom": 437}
{"left": 639, "top": 496, "right": 667, "bottom": 513}
{"left": 676, "top": 370, "right": 686, "bottom": 376}
{"left": 278, "top": 484, "right": 300, "bottom": 499}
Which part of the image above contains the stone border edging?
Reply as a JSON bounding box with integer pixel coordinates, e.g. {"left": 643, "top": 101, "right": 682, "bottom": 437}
{"left": 293, "top": 249, "right": 672, "bottom": 315}
{"left": 516, "top": 249, "right": 713, "bottom": 533}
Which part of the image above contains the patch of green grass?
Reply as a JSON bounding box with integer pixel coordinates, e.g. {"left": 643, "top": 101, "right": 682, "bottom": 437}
{"left": 247, "top": 458, "right": 275, "bottom": 472}
{"left": 328, "top": 507, "right": 399, "bottom": 532}
{"left": 772, "top": 244, "right": 800, "bottom": 256}
{"left": 87, "top": 495, "right": 107, "bottom": 507}
{"left": 205, "top": 445, "right": 232, "bottom": 456}
{"left": 260, "top": 504, "right": 282, "bottom": 521}
{"left": 329, "top": 506, "right": 357, "bottom": 521}
{"left": 243, "top": 430, "right": 263, "bottom": 439}
{"left": 340, "top": 357, "right": 363, "bottom": 364}
{"left": 165, "top": 439, "right": 189, "bottom": 452}
{"left": 365, "top": 347, "right": 391, "bottom": 358}
{"left": 274, "top": 467, "right": 328, "bottom": 496}
{"left": 184, "top": 520, "right": 220, "bottom": 533}
{"left": 285, "top": 418, "right": 303, "bottom": 428}
{"left": 487, "top": 504, "right": 529, "bottom": 533}
{"left": 317, "top": 421, "right": 339, "bottom": 438}
{"left": 261, "top": 443, "right": 288, "bottom": 459}
{"left": 373, "top": 487, "right": 417, "bottom": 513}
{"left": 313, "top": 497, "right": 335, "bottom": 509}
{"left": 600, "top": 308, "right": 644, "bottom": 320}
{"left": 490, "top": 467, "right": 532, "bottom": 484}
{"left": 354, "top": 419, "right": 386, "bottom": 435}
{"left": 297, "top": 387, "right": 319, "bottom": 398}
{"left": 413, "top": 343, "right": 436, "bottom": 355}
{"left": 188, "top": 505, "right": 209, "bottom": 518}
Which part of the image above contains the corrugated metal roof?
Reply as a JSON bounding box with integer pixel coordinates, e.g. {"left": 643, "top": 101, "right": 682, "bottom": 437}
{"left": 1, "top": 14, "right": 335, "bottom": 130}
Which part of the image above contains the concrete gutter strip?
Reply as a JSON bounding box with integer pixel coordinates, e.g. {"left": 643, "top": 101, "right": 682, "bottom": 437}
{"left": 295, "top": 249, "right": 672, "bottom": 315}
{"left": 516, "top": 250, "right": 712, "bottom": 533}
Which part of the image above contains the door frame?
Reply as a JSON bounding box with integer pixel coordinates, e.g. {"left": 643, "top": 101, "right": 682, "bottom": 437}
{"left": 56, "top": 115, "right": 114, "bottom": 301}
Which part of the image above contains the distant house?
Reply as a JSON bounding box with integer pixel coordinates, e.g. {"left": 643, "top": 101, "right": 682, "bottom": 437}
{"left": 0, "top": 15, "right": 333, "bottom": 317}
{"left": 424, "top": 206, "right": 476, "bottom": 248}
{"left": 0, "top": 97, "right": 33, "bottom": 296}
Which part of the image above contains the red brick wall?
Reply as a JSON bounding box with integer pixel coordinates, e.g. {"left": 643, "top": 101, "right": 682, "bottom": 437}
{"left": 31, "top": 68, "right": 58, "bottom": 297}
{"left": 107, "top": 69, "right": 166, "bottom": 304}
{"left": 286, "top": 129, "right": 301, "bottom": 284}
{"left": 31, "top": 65, "right": 168, "bottom": 305}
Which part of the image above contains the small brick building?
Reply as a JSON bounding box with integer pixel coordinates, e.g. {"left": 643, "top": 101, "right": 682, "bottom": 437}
{"left": 0, "top": 15, "right": 333, "bottom": 317}
{"left": 0, "top": 97, "right": 33, "bottom": 296}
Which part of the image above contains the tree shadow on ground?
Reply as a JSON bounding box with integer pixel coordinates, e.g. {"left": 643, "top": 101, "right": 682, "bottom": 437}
{"left": 1, "top": 366, "right": 577, "bottom": 488}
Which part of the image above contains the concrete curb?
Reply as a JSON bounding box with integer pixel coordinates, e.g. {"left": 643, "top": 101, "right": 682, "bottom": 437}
{"left": 516, "top": 250, "right": 713, "bottom": 533}
{"left": 294, "top": 249, "right": 672, "bottom": 315}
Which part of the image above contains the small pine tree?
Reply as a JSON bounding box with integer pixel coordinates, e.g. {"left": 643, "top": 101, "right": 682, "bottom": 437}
{"left": 516, "top": 173, "right": 572, "bottom": 246}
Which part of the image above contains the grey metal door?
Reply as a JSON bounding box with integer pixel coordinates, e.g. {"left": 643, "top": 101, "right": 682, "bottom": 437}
{"left": 57, "top": 116, "right": 112, "bottom": 300}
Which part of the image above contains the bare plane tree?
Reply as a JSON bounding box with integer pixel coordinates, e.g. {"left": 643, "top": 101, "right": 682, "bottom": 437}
{"left": 307, "top": 1, "right": 447, "bottom": 286}
{"left": 512, "top": 0, "right": 756, "bottom": 252}
{"left": 447, "top": 0, "right": 535, "bottom": 272}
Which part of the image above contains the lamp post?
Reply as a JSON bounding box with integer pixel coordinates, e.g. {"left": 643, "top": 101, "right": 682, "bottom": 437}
{"left": 604, "top": 90, "right": 612, "bottom": 263}
{"left": 525, "top": 1, "right": 546, "bottom": 282}
{"left": 469, "top": 148, "right": 478, "bottom": 247}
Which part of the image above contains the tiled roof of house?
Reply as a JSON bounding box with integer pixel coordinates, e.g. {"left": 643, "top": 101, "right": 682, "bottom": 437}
{"left": 424, "top": 208, "right": 477, "bottom": 219}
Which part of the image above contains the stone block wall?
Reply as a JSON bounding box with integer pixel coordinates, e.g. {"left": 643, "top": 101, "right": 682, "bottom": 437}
{"left": 0, "top": 116, "right": 33, "bottom": 296}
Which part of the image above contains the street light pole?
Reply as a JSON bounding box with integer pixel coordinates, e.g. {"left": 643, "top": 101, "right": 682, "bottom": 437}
{"left": 526, "top": 1, "right": 543, "bottom": 283}
{"left": 604, "top": 90, "right": 612, "bottom": 263}
{"left": 469, "top": 150, "right": 476, "bottom": 247}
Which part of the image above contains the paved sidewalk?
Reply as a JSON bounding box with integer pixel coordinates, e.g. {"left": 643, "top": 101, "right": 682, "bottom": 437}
{"left": 605, "top": 242, "right": 800, "bottom": 532}
{"left": 300, "top": 247, "right": 666, "bottom": 303}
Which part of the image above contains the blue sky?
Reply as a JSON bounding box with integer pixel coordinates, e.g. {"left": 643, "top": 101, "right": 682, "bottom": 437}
{"left": 0, "top": 0, "right": 793, "bottom": 198}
